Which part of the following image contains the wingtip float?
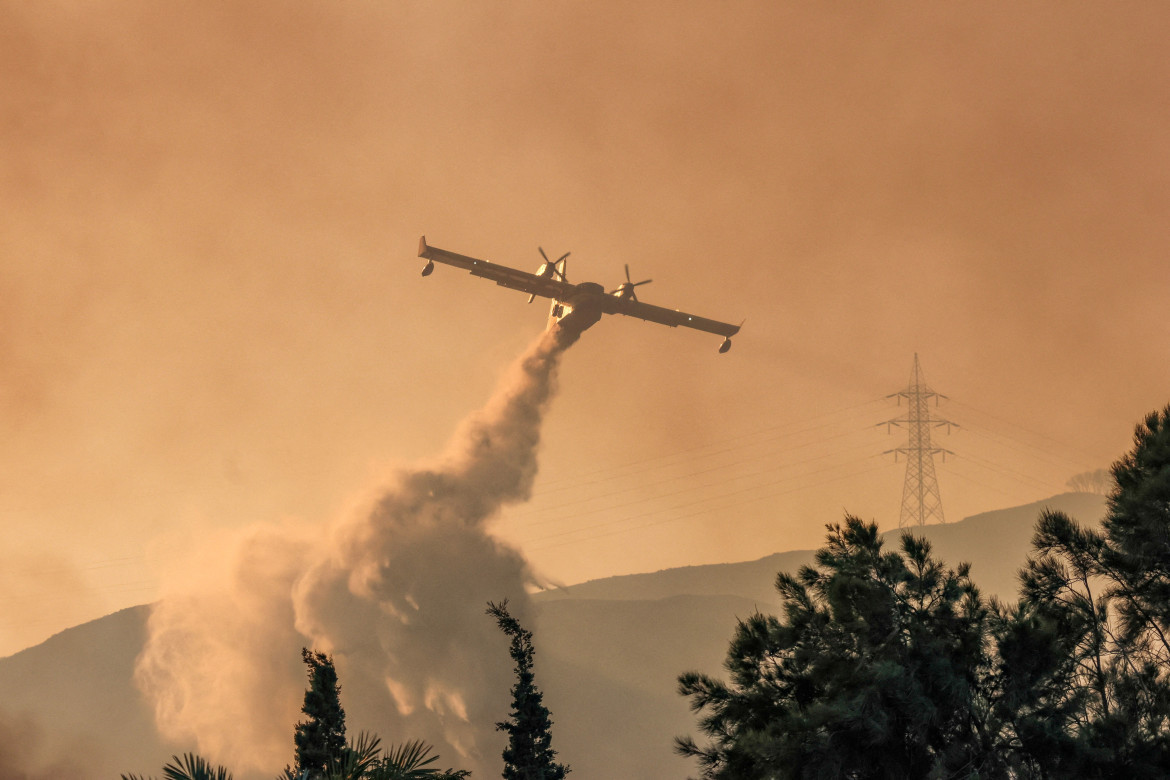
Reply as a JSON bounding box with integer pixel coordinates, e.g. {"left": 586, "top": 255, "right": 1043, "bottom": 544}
{"left": 417, "top": 235, "right": 742, "bottom": 353}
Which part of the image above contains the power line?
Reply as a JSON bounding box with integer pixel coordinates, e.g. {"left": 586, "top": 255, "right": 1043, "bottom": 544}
{"left": 525, "top": 461, "right": 890, "bottom": 552}
{"left": 532, "top": 398, "right": 885, "bottom": 495}
{"left": 509, "top": 425, "right": 880, "bottom": 525}
{"left": 947, "top": 398, "right": 1107, "bottom": 467}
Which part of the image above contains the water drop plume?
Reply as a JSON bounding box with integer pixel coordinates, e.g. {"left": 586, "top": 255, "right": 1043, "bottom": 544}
{"left": 135, "top": 327, "right": 578, "bottom": 774}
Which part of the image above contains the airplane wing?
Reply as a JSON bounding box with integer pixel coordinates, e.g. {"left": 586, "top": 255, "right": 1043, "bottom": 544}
{"left": 600, "top": 295, "right": 742, "bottom": 338}
{"left": 418, "top": 236, "right": 575, "bottom": 301}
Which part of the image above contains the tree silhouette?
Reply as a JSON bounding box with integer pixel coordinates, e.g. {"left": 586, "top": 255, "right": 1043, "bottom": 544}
{"left": 677, "top": 516, "right": 1001, "bottom": 779}
{"left": 121, "top": 753, "right": 233, "bottom": 780}
{"left": 997, "top": 406, "right": 1170, "bottom": 777}
{"left": 486, "top": 600, "right": 569, "bottom": 780}
{"left": 294, "top": 648, "right": 348, "bottom": 778}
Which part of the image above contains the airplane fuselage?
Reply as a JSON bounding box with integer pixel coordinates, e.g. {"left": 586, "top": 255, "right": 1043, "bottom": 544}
{"left": 547, "top": 281, "right": 605, "bottom": 335}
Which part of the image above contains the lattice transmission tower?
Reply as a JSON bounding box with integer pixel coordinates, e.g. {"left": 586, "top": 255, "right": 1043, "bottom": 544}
{"left": 879, "top": 354, "right": 956, "bottom": 527}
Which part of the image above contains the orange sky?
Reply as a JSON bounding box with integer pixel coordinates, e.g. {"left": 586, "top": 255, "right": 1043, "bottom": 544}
{"left": 2, "top": 0, "right": 1168, "bottom": 655}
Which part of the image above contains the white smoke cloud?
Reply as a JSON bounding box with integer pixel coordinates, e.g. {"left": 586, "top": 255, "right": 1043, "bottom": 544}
{"left": 135, "top": 327, "right": 577, "bottom": 775}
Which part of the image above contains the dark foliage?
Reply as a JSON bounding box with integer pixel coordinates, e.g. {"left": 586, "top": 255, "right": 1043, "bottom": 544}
{"left": 486, "top": 600, "right": 569, "bottom": 780}
{"left": 294, "top": 648, "right": 348, "bottom": 778}
{"left": 995, "top": 405, "right": 1170, "bottom": 777}
{"left": 121, "top": 753, "right": 233, "bottom": 780}
{"left": 677, "top": 516, "right": 1002, "bottom": 779}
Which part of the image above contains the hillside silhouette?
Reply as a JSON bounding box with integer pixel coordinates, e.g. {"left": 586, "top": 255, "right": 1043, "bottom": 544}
{"left": 0, "top": 493, "right": 1105, "bottom": 779}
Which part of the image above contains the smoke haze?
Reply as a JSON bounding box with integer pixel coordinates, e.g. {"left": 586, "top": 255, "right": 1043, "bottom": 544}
{"left": 0, "top": 553, "right": 100, "bottom": 655}
{"left": 0, "top": 712, "right": 85, "bottom": 780}
{"left": 1, "top": 0, "right": 1167, "bottom": 663}
{"left": 135, "top": 327, "right": 576, "bottom": 774}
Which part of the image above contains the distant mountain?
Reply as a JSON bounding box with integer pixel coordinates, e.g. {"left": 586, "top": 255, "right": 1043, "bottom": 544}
{"left": 0, "top": 493, "right": 1106, "bottom": 780}
{"left": 0, "top": 603, "right": 180, "bottom": 779}
{"left": 538, "top": 492, "right": 1107, "bottom": 605}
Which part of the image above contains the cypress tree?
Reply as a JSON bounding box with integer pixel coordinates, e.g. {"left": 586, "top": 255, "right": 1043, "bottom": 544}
{"left": 293, "top": 648, "right": 347, "bottom": 778}
{"left": 487, "top": 600, "right": 569, "bottom": 780}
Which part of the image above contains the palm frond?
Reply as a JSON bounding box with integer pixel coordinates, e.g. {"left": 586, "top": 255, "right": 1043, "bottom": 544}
{"left": 161, "top": 754, "right": 233, "bottom": 780}
{"left": 377, "top": 739, "right": 441, "bottom": 779}
{"left": 326, "top": 731, "right": 385, "bottom": 780}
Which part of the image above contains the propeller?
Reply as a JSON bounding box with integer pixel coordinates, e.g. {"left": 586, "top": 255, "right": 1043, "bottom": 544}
{"left": 529, "top": 247, "right": 570, "bottom": 302}
{"left": 537, "top": 247, "right": 570, "bottom": 280}
{"left": 610, "top": 264, "right": 652, "bottom": 300}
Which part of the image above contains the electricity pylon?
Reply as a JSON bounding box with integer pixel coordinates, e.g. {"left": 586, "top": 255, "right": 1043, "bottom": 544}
{"left": 879, "top": 354, "right": 956, "bottom": 527}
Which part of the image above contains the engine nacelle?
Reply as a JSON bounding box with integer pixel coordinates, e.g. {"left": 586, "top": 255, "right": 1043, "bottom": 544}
{"left": 421, "top": 260, "right": 435, "bottom": 277}
{"left": 718, "top": 337, "right": 732, "bottom": 354}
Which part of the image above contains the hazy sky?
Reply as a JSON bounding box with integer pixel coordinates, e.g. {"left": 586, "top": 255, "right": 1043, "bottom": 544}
{"left": 2, "top": 1, "right": 1168, "bottom": 655}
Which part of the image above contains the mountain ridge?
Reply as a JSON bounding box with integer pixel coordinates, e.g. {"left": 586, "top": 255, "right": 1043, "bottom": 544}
{"left": 537, "top": 491, "right": 1107, "bottom": 605}
{"left": 0, "top": 492, "right": 1107, "bottom": 779}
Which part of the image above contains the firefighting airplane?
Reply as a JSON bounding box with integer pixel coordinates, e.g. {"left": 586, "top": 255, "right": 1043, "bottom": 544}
{"left": 418, "top": 236, "right": 742, "bottom": 353}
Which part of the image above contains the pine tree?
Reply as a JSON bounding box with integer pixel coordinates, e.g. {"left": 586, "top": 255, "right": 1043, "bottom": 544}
{"left": 486, "top": 600, "right": 569, "bottom": 780}
{"left": 1103, "top": 405, "right": 1170, "bottom": 646}
{"left": 294, "top": 648, "right": 348, "bottom": 778}
{"left": 996, "top": 406, "right": 1170, "bottom": 777}
{"left": 676, "top": 516, "right": 1001, "bottom": 779}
